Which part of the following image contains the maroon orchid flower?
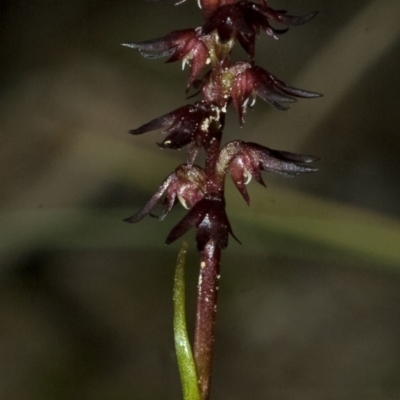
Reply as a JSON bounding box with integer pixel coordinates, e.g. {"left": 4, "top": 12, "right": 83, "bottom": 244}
{"left": 129, "top": 101, "right": 222, "bottom": 165}
{"left": 166, "top": 193, "right": 240, "bottom": 250}
{"left": 202, "top": 1, "right": 317, "bottom": 58}
{"left": 219, "top": 141, "right": 319, "bottom": 204}
{"left": 122, "top": 28, "right": 209, "bottom": 86}
{"left": 202, "top": 62, "right": 322, "bottom": 124}
{"left": 124, "top": 164, "right": 207, "bottom": 223}
{"left": 199, "top": 0, "right": 235, "bottom": 19}
{"left": 230, "top": 63, "right": 322, "bottom": 124}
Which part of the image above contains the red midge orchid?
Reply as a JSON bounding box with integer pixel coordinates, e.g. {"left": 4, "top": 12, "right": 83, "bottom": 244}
{"left": 124, "top": 1, "right": 322, "bottom": 399}
{"left": 123, "top": 28, "right": 209, "bottom": 87}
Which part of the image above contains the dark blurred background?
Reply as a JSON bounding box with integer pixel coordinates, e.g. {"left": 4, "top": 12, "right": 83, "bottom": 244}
{"left": 1, "top": 0, "right": 400, "bottom": 399}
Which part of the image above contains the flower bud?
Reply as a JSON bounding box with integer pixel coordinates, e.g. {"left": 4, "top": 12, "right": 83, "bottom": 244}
{"left": 202, "top": 2, "right": 316, "bottom": 58}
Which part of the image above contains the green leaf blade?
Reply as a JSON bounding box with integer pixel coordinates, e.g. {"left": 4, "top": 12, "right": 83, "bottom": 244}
{"left": 173, "top": 242, "right": 200, "bottom": 400}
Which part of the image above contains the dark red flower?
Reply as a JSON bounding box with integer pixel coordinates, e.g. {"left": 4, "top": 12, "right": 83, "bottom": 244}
{"left": 202, "top": 1, "right": 317, "bottom": 58}
{"left": 199, "top": 0, "right": 235, "bottom": 19}
{"left": 166, "top": 193, "right": 240, "bottom": 250}
{"left": 122, "top": 28, "right": 209, "bottom": 86}
{"left": 201, "top": 62, "right": 322, "bottom": 124}
{"left": 124, "top": 164, "right": 207, "bottom": 223}
{"left": 230, "top": 63, "right": 322, "bottom": 124}
{"left": 219, "top": 141, "right": 319, "bottom": 204}
{"left": 129, "top": 101, "right": 223, "bottom": 165}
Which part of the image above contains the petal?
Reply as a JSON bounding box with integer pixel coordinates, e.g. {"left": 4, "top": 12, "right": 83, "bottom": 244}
{"left": 123, "top": 29, "right": 195, "bottom": 53}
{"left": 158, "top": 123, "right": 194, "bottom": 149}
{"left": 274, "top": 79, "right": 323, "bottom": 99}
{"left": 262, "top": 161, "right": 318, "bottom": 177}
{"left": 175, "top": 164, "right": 207, "bottom": 187}
{"left": 267, "top": 11, "right": 318, "bottom": 27}
{"left": 195, "top": 212, "right": 214, "bottom": 250}
{"left": 129, "top": 109, "right": 179, "bottom": 135}
{"left": 124, "top": 174, "right": 175, "bottom": 223}
{"left": 237, "top": 31, "right": 256, "bottom": 58}
{"left": 122, "top": 35, "right": 174, "bottom": 53}
{"left": 255, "top": 84, "right": 296, "bottom": 110}
{"left": 248, "top": 157, "right": 267, "bottom": 187}
{"left": 130, "top": 104, "right": 198, "bottom": 137}
{"left": 165, "top": 200, "right": 209, "bottom": 245}
{"left": 195, "top": 197, "right": 240, "bottom": 250}
{"left": 250, "top": 67, "right": 322, "bottom": 110}
{"left": 166, "top": 41, "right": 190, "bottom": 63}
{"left": 200, "top": 0, "right": 235, "bottom": 20}
{"left": 151, "top": 192, "right": 177, "bottom": 220}
{"left": 229, "top": 156, "right": 251, "bottom": 205}
{"left": 187, "top": 40, "right": 210, "bottom": 86}
{"left": 247, "top": 143, "right": 319, "bottom": 177}
{"left": 157, "top": 107, "right": 202, "bottom": 149}
{"left": 139, "top": 48, "right": 175, "bottom": 59}
{"left": 267, "top": 149, "right": 320, "bottom": 164}
{"left": 231, "top": 70, "right": 255, "bottom": 124}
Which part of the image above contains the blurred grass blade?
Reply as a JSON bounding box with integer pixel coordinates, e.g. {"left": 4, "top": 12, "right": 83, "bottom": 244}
{"left": 173, "top": 242, "right": 200, "bottom": 400}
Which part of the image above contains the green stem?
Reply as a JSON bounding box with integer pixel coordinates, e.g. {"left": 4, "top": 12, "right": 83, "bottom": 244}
{"left": 173, "top": 242, "right": 201, "bottom": 400}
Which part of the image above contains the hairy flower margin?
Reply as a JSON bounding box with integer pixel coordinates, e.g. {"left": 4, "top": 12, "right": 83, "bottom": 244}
{"left": 124, "top": 0, "right": 322, "bottom": 251}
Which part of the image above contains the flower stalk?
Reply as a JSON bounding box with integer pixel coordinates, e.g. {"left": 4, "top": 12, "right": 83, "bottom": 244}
{"left": 124, "top": 1, "right": 322, "bottom": 398}
{"left": 194, "top": 241, "right": 221, "bottom": 400}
